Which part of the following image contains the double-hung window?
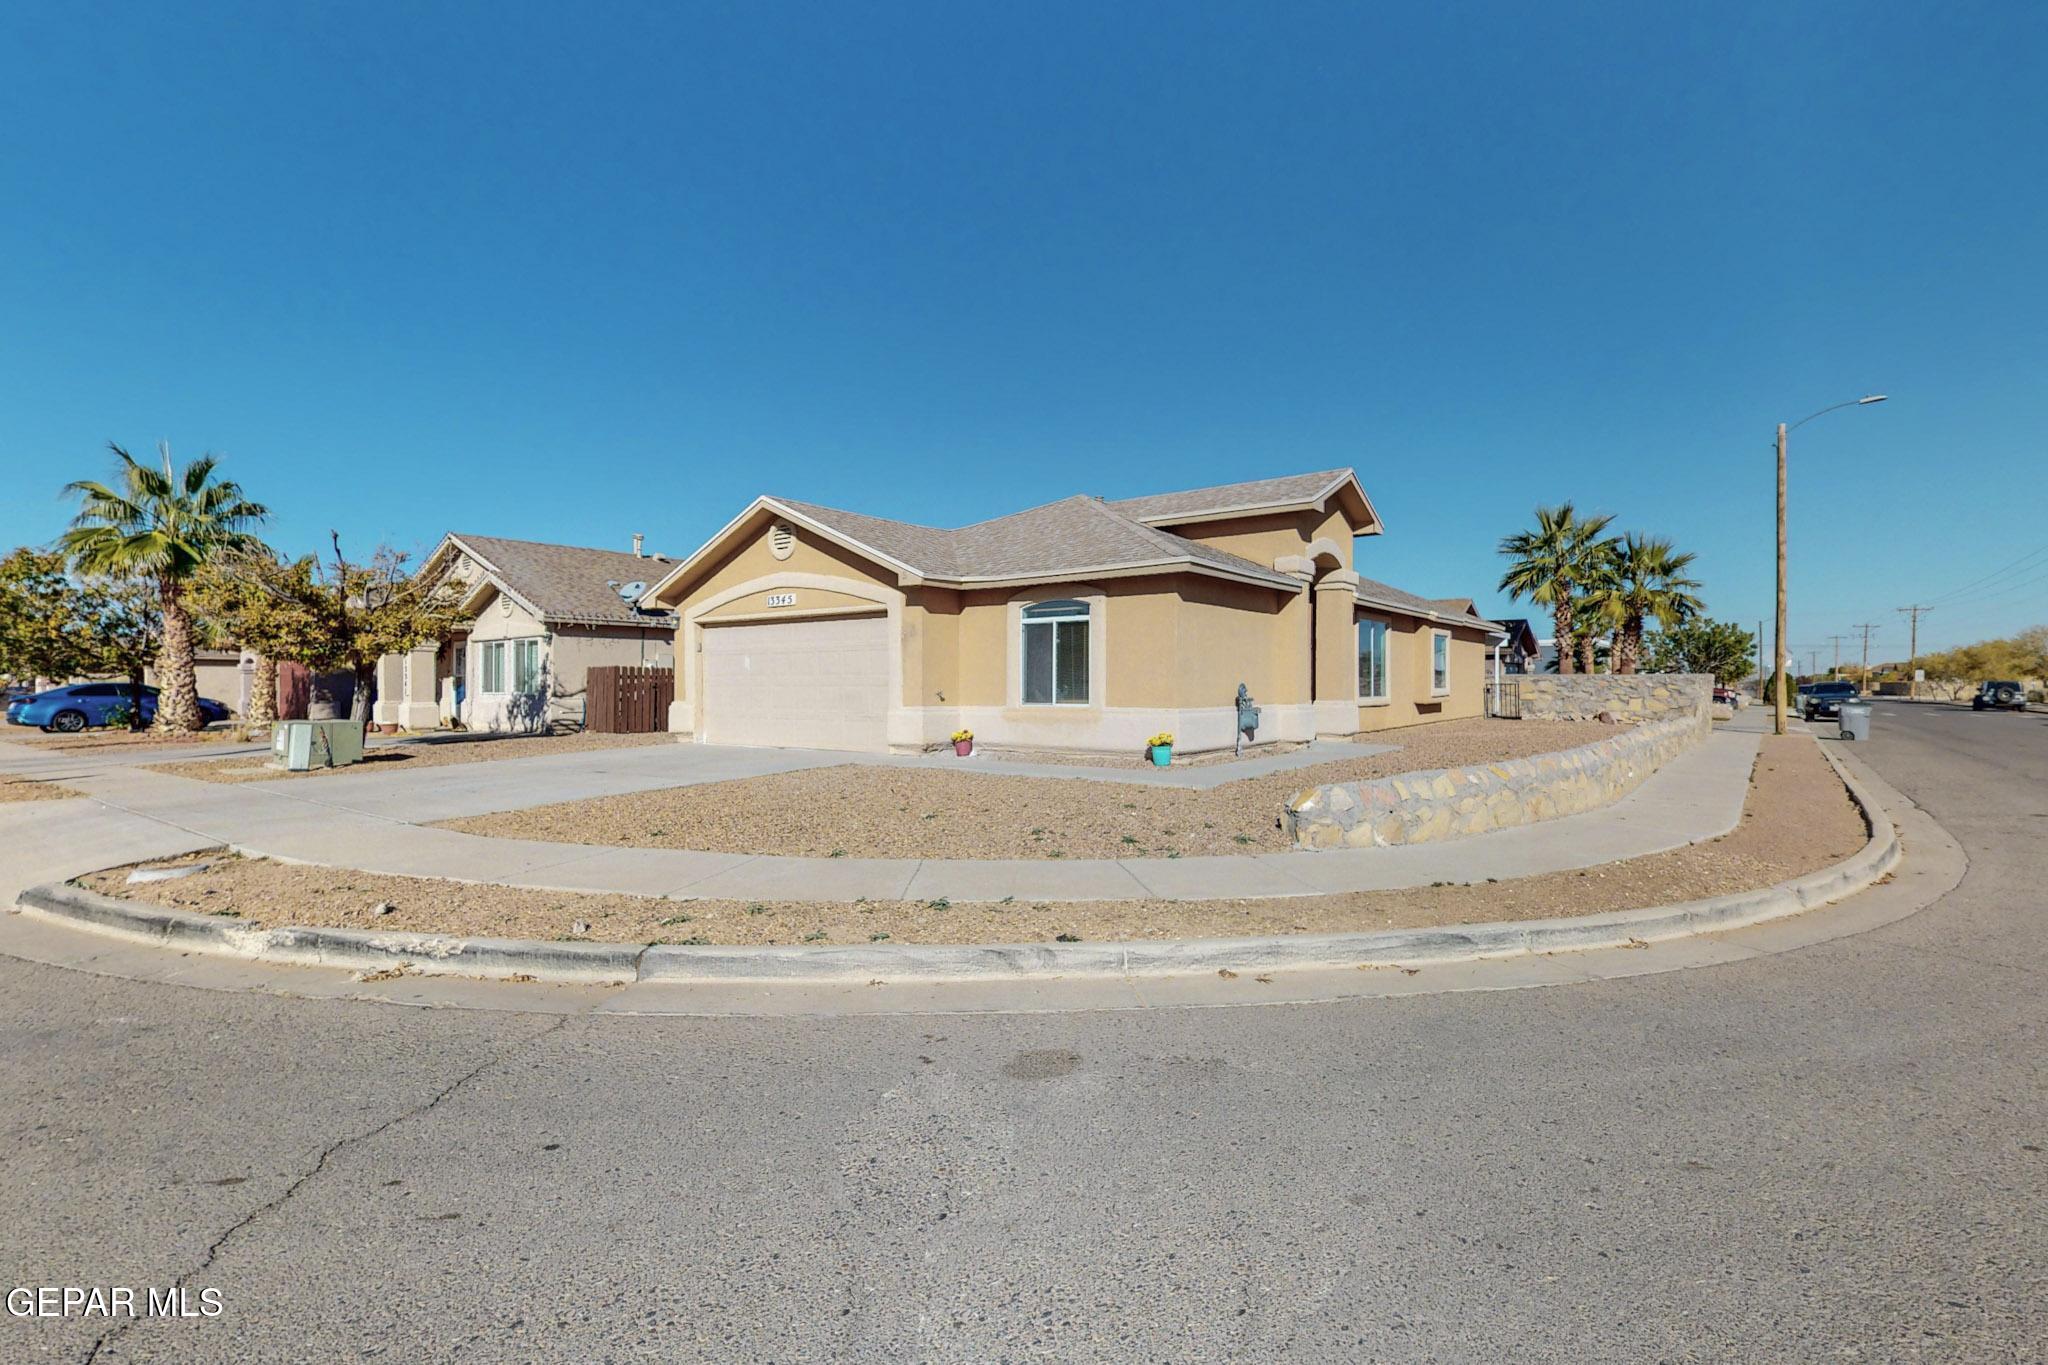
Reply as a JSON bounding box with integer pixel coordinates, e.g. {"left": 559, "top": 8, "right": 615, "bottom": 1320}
{"left": 478, "top": 641, "right": 506, "bottom": 694}
{"left": 1431, "top": 631, "right": 1451, "bottom": 695}
{"left": 1358, "top": 618, "right": 1389, "bottom": 702}
{"left": 1022, "top": 600, "right": 1090, "bottom": 705}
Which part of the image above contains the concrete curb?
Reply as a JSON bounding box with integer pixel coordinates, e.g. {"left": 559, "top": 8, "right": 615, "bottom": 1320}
{"left": 16, "top": 738, "right": 1902, "bottom": 985}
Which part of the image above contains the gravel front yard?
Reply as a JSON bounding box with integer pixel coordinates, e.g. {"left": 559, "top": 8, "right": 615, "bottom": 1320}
{"left": 87, "top": 735, "right": 1865, "bottom": 947}
{"left": 440, "top": 717, "right": 1611, "bottom": 859}
{"left": 148, "top": 730, "right": 675, "bottom": 783}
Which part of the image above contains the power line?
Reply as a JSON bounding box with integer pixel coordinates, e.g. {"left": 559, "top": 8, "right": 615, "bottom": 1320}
{"left": 1918, "top": 542, "right": 2048, "bottom": 606}
{"left": 1962, "top": 561, "right": 2048, "bottom": 611}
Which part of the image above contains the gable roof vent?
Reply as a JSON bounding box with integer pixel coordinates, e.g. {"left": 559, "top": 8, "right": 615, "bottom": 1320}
{"left": 769, "top": 521, "right": 796, "bottom": 560}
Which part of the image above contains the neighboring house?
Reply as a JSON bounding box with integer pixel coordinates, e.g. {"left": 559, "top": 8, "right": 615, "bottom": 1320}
{"left": 373, "top": 533, "right": 678, "bottom": 732}
{"left": 1491, "top": 618, "right": 1541, "bottom": 674}
{"left": 1535, "top": 632, "right": 1614, "bottom": 674}
{"left": 638, "top": 469, "right": 1499, "bottom": 755}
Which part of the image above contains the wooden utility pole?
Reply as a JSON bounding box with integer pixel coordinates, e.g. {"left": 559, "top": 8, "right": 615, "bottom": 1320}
{"left": 1757, "top": 619, "right": 1765, "bottom": 695}
{"left": 1852, "top": 622, "right": 1880, "bottom": 689}
{"left": 1898, "top": 605, "right": 1931, "bottom": 699}
{"left": 1775, "top": 423, "right": 1789, "bottom": 735}
{"left": 1824, "top": 634, "right": 1849, "bottom": 678}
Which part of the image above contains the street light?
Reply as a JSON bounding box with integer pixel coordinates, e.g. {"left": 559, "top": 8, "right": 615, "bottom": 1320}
{"left": 1776, "top": 394, "right": 1887, "bottom": 736}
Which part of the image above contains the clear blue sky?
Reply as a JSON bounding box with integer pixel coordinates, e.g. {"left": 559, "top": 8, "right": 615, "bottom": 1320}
{"left": 4, "top": 3, "right": 2043, "bottom": 663}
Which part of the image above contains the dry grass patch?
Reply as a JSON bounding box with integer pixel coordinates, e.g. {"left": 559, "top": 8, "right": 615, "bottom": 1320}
{"left": 441, "top": 717, "right": 1610, "bottom": 859}
{"left": 5, "top": 727, "right": 246, "bottom": 752}
{"left": 89, "top": 735, "right": 1865, "bottom": 947}
{"left": 148, "top": 729, "right": 674, "bottom": 783}
{"left": 0, "top": 777, "right": 79, "bottom": 803}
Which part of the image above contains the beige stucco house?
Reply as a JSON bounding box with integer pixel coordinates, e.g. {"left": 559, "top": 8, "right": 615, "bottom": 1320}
{"left": 374, "top": 533, "right": 677, "bottom": 732}
{"left": 639, "top": 470, "right": 1499, "bottom": 755}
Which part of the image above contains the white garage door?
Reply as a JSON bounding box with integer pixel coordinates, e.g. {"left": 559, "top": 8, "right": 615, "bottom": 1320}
{"left": 700, "top": 614, "right": 891, "bottom": 752}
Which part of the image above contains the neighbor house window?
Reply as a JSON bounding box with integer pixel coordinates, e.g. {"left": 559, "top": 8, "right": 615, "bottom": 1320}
{"left": 1022, "top": 600, "right": 1090, "bottom": 705}
{"left": 1358, "top": 618, "right": 1389, "bottom": 702}
{"left": 513, "top": 638, "right": 541, "bottom": 692}
{"left": 479, "top": 641, "right": 506, "bottom": 694}
{"left": 1431, "top": 631, "right": 1451, "bottom": 695}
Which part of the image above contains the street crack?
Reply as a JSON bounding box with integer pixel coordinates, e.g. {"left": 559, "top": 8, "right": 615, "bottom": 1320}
{"left": 80, "top": 1015, "right": 568, "bottom": 1363}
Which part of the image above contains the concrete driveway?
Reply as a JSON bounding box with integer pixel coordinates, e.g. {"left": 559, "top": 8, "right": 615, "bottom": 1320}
{"left": 2, "top": 699, "right": 2041, "bottom": 1361}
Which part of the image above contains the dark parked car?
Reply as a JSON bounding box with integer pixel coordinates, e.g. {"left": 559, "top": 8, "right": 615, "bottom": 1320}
{"left": 4, "top": 682, "right": 230, "bottom": 733}
{"left": 1972, "top": 680, "right": 2029, "bottom": 712}
{"left": 1799, "top": 680, "right": 1860, "bottom": 722}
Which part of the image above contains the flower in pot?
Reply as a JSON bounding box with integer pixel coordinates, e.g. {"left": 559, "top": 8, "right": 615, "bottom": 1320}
{"left": 1146, "top": 731, "right": 1174, "bottom": 767}
{"left": 951, "top": 728, "right": 974, "bottom": 757}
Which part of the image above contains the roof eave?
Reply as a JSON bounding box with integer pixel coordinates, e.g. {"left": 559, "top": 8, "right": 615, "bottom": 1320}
{"left": 1352, "top": 588, "right": 1497, "bottom": 631}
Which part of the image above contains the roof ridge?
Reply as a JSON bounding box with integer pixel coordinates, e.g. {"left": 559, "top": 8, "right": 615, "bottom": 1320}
{"left": 1082, "top": 497, "right": 1197, "bottom": 556}
{"left": 1106, "top": 467, "right": 1351, "bottom": 510}
{"left": 1084, "top": 498, "right": 1287, "bottom": 578}
{"left": 948, "top": 492, "right": 1097, "bottom": 534}
{"left": 451, "top": 531, "right": 660, "bottom": 560}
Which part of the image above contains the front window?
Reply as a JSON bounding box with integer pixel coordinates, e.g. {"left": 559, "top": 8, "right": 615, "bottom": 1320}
{"left": 1431, "top": 631, "right": 1451, "bottom": 694}
{"left": 1358, "top": 618, "right": 1389, "bottom": 701}
{"left": 479, "top": 641, "right": 506, "bottom": 694}
{"left": 1022, "top": 600, "right": 1090, "bottom": 705}
{"left": 513, "top": 638, "right": 541, "bottom": 692}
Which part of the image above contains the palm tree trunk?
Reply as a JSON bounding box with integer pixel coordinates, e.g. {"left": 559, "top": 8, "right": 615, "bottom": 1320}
{"left": 1615, "top": 615, "right": 1641, "bottom": 674}
{"left": 1578, "top": 632, "right": 1597, "bottom": 675}
{"left": 154, "top": 584, "right": 204, "bottom": 732}
{"left": 1554, "top": 601, "right": 1576, "bottom": 675}
{"left": 248, "top": 652, "right": 277, "bottom": 724}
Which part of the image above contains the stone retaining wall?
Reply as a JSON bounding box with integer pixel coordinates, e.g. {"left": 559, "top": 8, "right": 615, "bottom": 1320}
{"left": 1286, "top": 706, "right": 1710, "bottom": 849}
{"left": 1513, "top": 673, "right": 1712, "bottom": 722}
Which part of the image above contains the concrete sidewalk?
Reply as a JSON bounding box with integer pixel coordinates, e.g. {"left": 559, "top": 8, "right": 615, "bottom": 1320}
{"left": 30, "top": 727, "right": 1762, "bottom": 903}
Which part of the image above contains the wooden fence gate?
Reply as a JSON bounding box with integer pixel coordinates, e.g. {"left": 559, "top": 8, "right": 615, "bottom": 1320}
{"left": 586, "top": 665, "right": 675, "bottom": 734}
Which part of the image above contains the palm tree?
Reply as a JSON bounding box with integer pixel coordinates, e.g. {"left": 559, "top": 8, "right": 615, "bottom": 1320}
{"left": 61, "top": 442, "right": 269, "bottom": 732}
{"left": 1497, "top": 504, "right": 1615, "bottom": 675}
{"left": 1589, "top": 534, "right": 1703, "bottom": 674}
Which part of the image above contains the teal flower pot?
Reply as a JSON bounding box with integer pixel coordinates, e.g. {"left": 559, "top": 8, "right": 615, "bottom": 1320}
{"left": 1149, "top": 744, "right": 1172, "bottom": 767}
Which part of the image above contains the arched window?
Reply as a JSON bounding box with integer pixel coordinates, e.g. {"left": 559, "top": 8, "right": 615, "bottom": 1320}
{"left": 1022, "top": 599, "right": 1090, "bottom": 705}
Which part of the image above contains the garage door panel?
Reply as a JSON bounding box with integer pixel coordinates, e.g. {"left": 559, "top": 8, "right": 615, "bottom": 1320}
{"left": 701, "top": 615, "right": 890, "bottom": 752}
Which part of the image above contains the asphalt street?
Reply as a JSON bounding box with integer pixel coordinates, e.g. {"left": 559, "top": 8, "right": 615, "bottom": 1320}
{"left": 2, "top": 700, "right": 2041, "bottom": 1362}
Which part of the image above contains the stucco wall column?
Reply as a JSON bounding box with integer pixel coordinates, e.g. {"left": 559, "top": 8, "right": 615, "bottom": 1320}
{"left": 398, "top": 646, "right": 441, "bottom": 730}
{"left": 371, "top": 653, "right": 405, "bottom": 727}
{"left": 1313, "top": 570, "right": 1361, "bottom": 737}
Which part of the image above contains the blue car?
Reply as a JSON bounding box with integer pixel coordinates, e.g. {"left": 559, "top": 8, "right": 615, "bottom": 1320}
{"left": 4, "top": 682, "right": 231, "bottom": 733}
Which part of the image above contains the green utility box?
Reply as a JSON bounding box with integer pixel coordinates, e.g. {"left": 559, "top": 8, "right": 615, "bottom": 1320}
{"left": 272, "top": 718, "right": 365, "bottom": 771}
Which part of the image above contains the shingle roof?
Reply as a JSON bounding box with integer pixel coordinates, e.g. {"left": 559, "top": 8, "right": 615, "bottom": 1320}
{"left": 1354, "top": 576, "right": 1500, "bottom": 631}
{"left": 1107, "top": 469, "right": 1354, "bottom": 524}
{"left": 1492, "top": 616, "right": 1540, "bottom": 650}
{"left": 770, "top": 498, "right": 968, "bottom": 578}
{"left": 764, "top": 493, "right": 1301, "bottom": 588}
{"left": 447, "top": 534, "right": 678, "bottom": 628}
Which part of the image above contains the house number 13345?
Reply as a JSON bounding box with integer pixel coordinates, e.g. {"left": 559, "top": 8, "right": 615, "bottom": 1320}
{"left": 764, "top": 592, "right": 797, "bottom": 608}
